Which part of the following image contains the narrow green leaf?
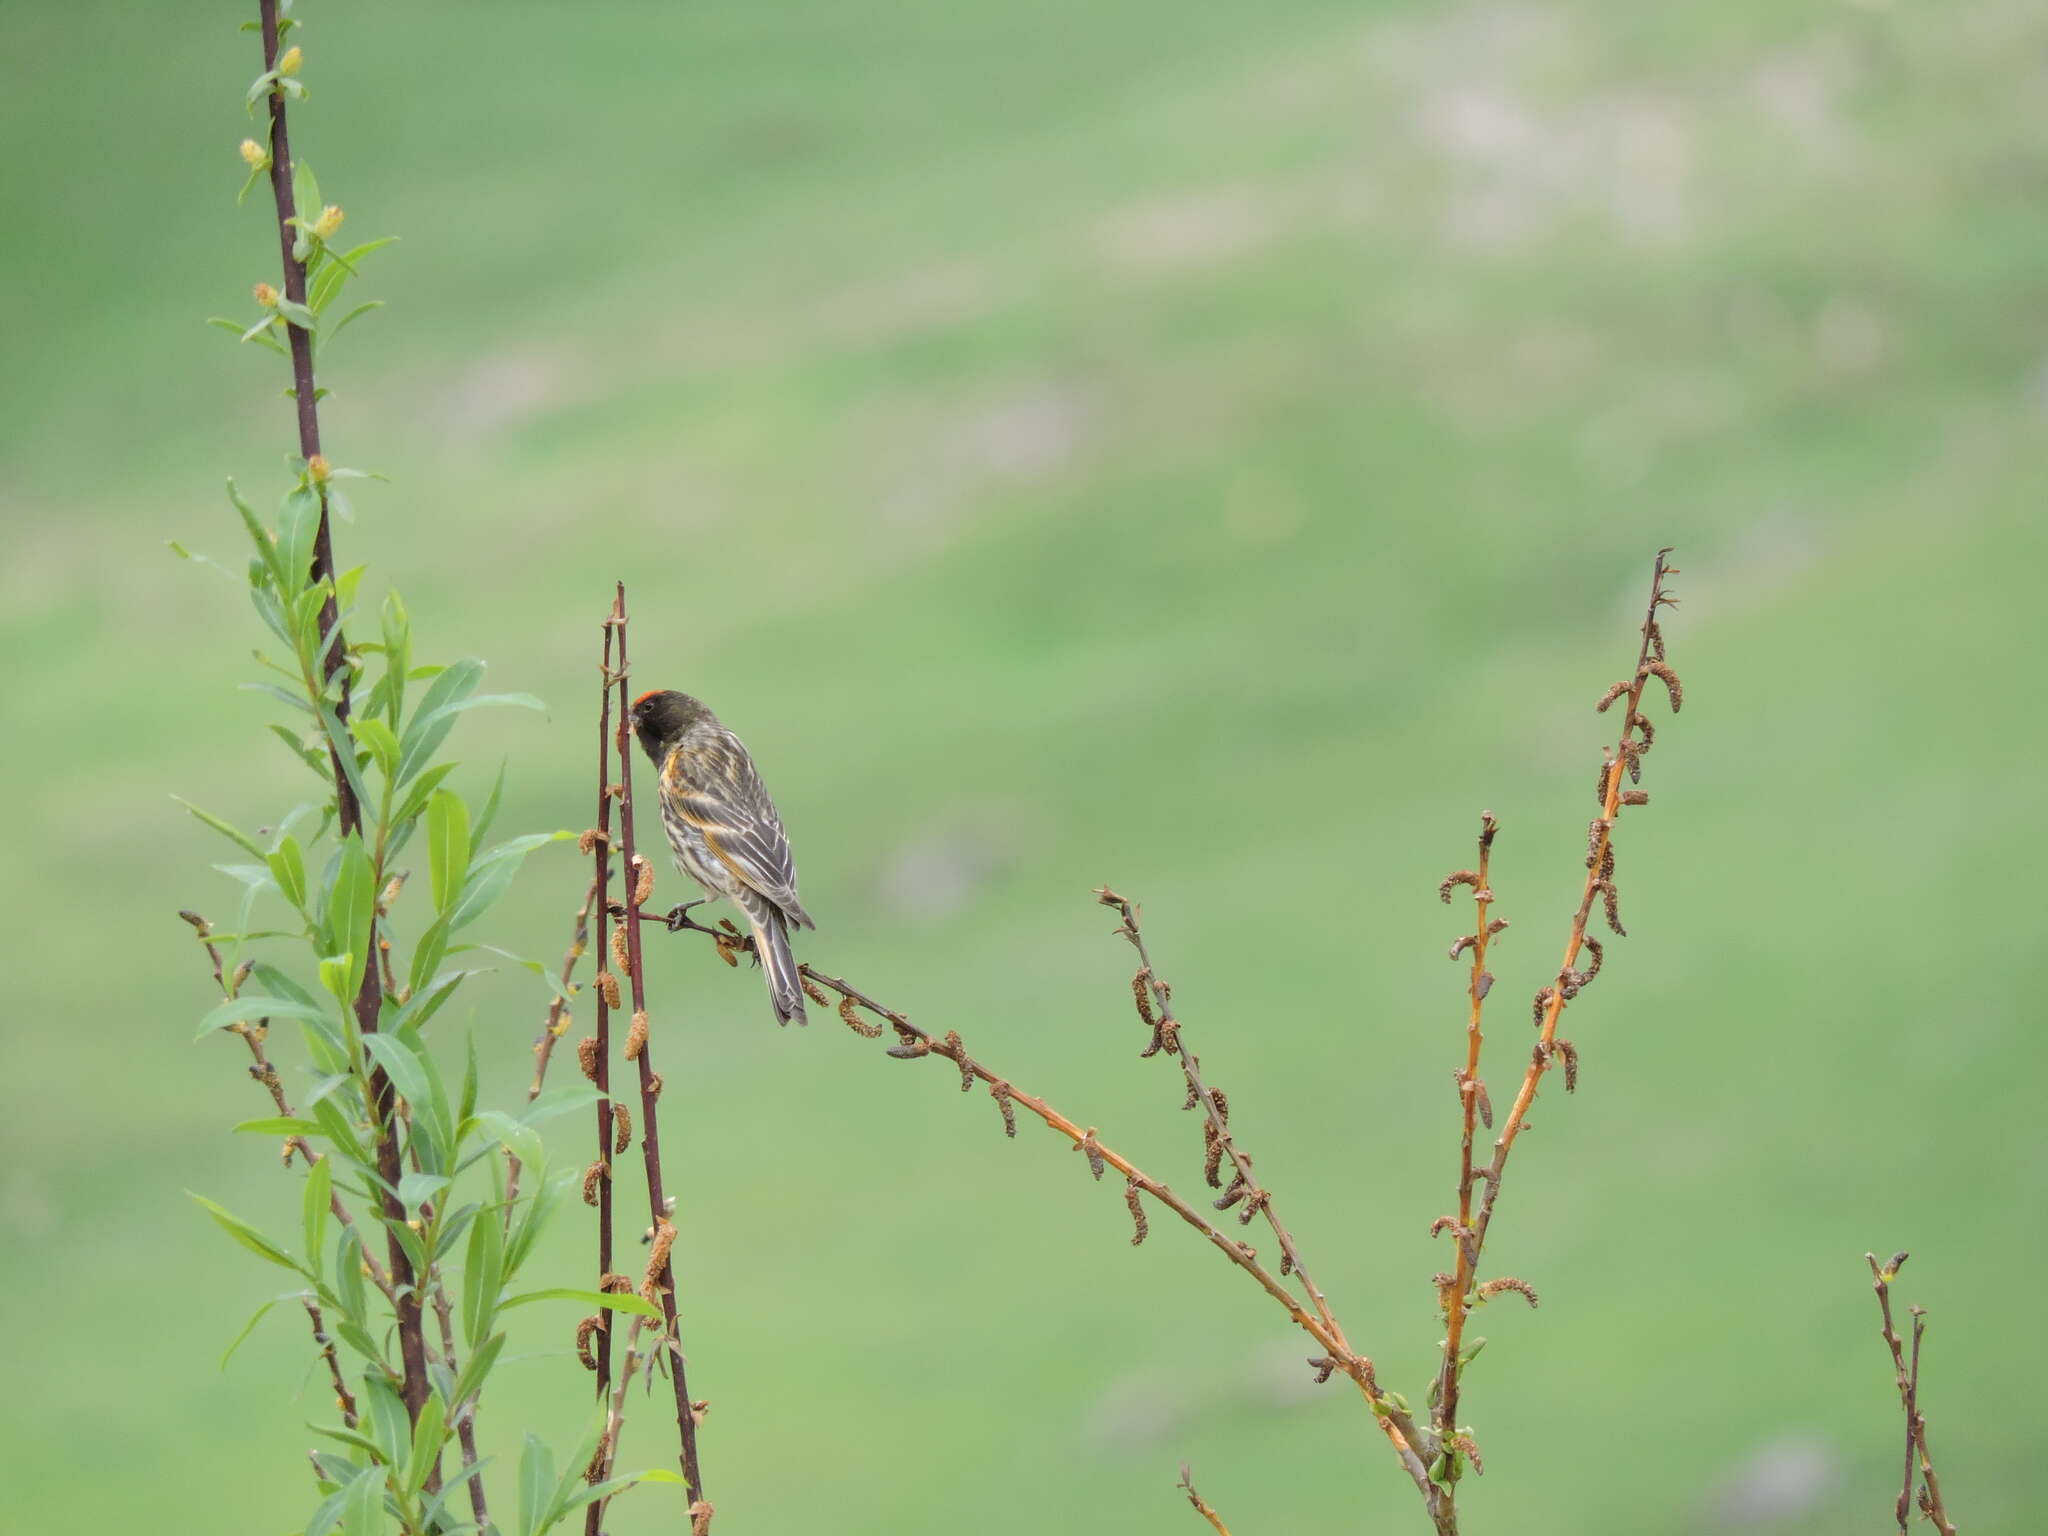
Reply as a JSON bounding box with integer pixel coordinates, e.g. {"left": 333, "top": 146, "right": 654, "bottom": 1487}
{"left": 173, "top": 798, "right": 267, "bottom": 858}
{"left": 462, "top": 1195, "right": 504, "bottom": 1350}
{"left": 188, "top": 1192, "right": 302, "bottom": 1272}
{"left": 447, "top": 854, "right": 521, "bottom": 933}
{"left": 354, "top": 716, "right": 400, "bottom": 781}
{"left": 339, "top": 1455, "right": 386, "bottom": 1536}
{"left": 304, "top": 1153, "right": 333, "bottom": 1280}
{"left": 450, "top": 1330, "right": 504, "bottom": 1411}
{"left": 195, "top": 995, "right": 333, "bottom": 1041}
{"left": 277, "top": 484, "right": 322, "bottom": 595}
{"left": 268, "top": 833, "right": 310, "bottom": 912}
{"left": 520, "top": 1083, "right": 603, "bottom": 1127}
{"left": 396, "top": 658, "right": 484, "bottom": 784}
{"left": 326, "top": 833, "right": 376, "bottom": 1002}
{"left": 362, "top": 1034, "right": 431, "bottom": 1120}
{"left": 227, "top": 478, "right": 289, "bottom": 589}
{"left": 470, "top": 760, "right": 509, "bottom": 845}
{"left": 391, "top": 759, "right": 460, "bottom": 832}
{"left": 500, "top": 1288, "right": 662, "bottom": 1320}
{"left": 401, "top": 1390, "right": 446, "bottom": 1499}
{"left": 407, "top": 913, "right": 451, "bottom": 1000}
{"left": 397, "top": 1171, "right": 448, "bottom": 1210}
{"left": 427, "top": 790, "right": 471, "bottom": 914}
{"left": 219, "top": 1297, "right": 280, "bottom": 1369}
{"left": 517, "top": 1432, "right": 554, "bottom": 1536}
{"left": 233, "top": 1115, "right": 323, "bottom": 1136}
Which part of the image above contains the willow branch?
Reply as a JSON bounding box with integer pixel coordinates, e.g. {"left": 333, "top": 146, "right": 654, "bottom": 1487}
{"left": 605, "top": 584, "right": 708, "bottom": 1510}
{"left": 253, "top": 0, "right": 425, "bottom": 1430}
{"left": 641, "top": 905, "right": 1438, "bottom": 1505}
{"left": 1177, "top": 1465, "right": 1233, "bottom": 1535}
{"left": 1867, "top": 1252, "right": 1958, "bottom": 1535}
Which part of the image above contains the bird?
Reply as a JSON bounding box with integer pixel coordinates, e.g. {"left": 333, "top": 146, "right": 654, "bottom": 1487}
{"left": 628, "top": 689, "right": 814, "bottom": 1025}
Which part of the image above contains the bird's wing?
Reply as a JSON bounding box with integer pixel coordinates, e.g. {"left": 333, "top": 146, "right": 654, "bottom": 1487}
{"left": 662, "top": 730, "right": 809, "bottom": 924}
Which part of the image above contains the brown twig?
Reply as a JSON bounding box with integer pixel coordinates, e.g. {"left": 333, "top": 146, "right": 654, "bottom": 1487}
{"left": 1470, "top": 553, "right": 1678, "bottom": 1252}
{"left": 1866, "top": 1252, "right": 1959, "bottom": 1535}
{"left": 1101, "top": 891, "right": 1438, "bottom": 1505}
{"left": 505, "top": 877, "right": 598, "bottom": 1220}
{"left": 582, "top": 623, "right": 624, "bottom": 1534}
{"left": 252, "top": 0, "right": 427, "bottom": 1433}
{"left": 606, "top": 584, "right": 708, "bottom": 1510}
{"left": 429, "top": 1274, "right": 491, "bottom": 1531}
{"left": 182, "top": 911, "right": 400, "bottom": 1308}
{"left": 1431, "top": 813, "right": 1498, "bottom": 1452}
{"left": 1177, "top": 1464, "right": 1233, "bottom": 1534}
{"left": 645, "top": 906, "right": 1440, "bottom": 1509}
{"left": 1420, "top": 552, "right": 1681, "bottom": 1514}
{"left": 303, "top": 1298, "right": 357, "bottom": 1429}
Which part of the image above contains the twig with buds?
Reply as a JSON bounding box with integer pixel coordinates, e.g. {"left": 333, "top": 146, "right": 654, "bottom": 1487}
{"left": 1866, "top": 1252, "right": 1959, "bottom": 1534}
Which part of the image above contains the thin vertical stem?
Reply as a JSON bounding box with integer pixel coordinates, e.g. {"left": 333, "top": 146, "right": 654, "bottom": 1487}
{"left": 608, "top": 584, "right": 709, "bottom": 1511}
{"left": 254, "top": 0, "right": 424, "bottom": 1433}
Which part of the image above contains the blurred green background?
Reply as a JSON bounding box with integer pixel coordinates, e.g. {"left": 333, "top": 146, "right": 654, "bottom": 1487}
{"left": 3, "top": 1, "right": 2043, "bottom": 1531}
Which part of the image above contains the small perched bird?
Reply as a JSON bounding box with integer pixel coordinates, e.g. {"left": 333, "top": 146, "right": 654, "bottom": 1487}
{"left": 629, "top": 689, "right": 814, "bottom": 1025}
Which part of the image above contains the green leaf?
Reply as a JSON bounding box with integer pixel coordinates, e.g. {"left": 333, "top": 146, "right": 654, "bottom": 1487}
{"left": 471, "top": 760, "right": 509, "bottom": 845}
{"left": 448, "top": 850, "right": 527, "bottom": 933}
{"left": 233, "top": 1115, "right": 322, "bottom": 1136}
{"left": 461, "top": 1194, "right": 504, "bottom": 1348}
{"left": 401, "top": 1390, "right": 446, "bottom": 1499}
{"left": 397, "top": 1171, "right": 448, "bottom": 1211}
{"left": 391, "top": 760, "right": 460, "bottom": 832}
{"left": 470, "top": 1110, "right": 543, "bottom": 1172}
{"left": 408, "top": 914, "right": 451, "bottom": 999}
{"left": 362, "top": 1034, "right": 432, "bottom": 1122}
{"left": 304, "top": 1153, "right": 333, "bottom": 1281}
{"left": 379, "top": 590, "right": 411, "bottom": 729}
{"left": 195, "top": 994, "right": 334, "bottom": 1041}
{"left": 188, "top": 1192, "right": 302, "bottom": 1272}
{"left": 450, "top": 1329, "right": 505, "bottom": 1412}
{"left": 174, "top": 798, "right": 267, "bottom": 859}
{"left": 268, "top": 833, "right": 310, "bottom": 912}
{"left": 354, "top": 716, "right": 401, "bottom": 782}
{"left": 396, "top": 658, "right": 484, "bottom": 784}
{"left": 218, "top": 1296, "right": 280, "bottom": 1369}
{"left": 278, "top": 484, "right": 322, "bottom": 596}
{"left": 426, "top": 791, "right": 471, "bottom": 914}
{"left": 517, "top": 1432, "right": 555, "bottom": 1536}
{"left": 500, "top": 1288, "right": 662, "bottom": 1320}
{"left": 326, "top": 834, "right": 376, "bottom": 1002}
{"left": 418, "top": 1454, "right": 495, "bottom": 1533}
{"left": 339, "top": 1455, "right": 386, "bottom": 1536}
{"left": 315, "top": 697, "right": 374, "bottom": 823}
{"left": 227, "top": 478, "right": 288, "bottom": 589}
{"left": 520, "top": 1083, "right": 603, "bottom": 1127}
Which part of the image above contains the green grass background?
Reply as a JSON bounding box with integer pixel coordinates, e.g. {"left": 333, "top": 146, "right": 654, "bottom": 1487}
{"left": 3, "top": 1, "right": 2044, "bottom": 1531}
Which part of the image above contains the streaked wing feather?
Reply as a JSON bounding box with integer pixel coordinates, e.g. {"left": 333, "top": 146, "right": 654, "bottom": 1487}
{"left": 667, "top": 732, "right": 805, "bottom": 918}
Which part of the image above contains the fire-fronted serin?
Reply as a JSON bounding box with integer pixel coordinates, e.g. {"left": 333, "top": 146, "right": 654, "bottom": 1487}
{"left": 628, "top": 689, "right": 813, "bottom": 1025}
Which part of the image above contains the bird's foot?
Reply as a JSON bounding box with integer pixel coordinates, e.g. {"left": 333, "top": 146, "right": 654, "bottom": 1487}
{"left": 663, "top": 899, "right": 709, "bottom": 933}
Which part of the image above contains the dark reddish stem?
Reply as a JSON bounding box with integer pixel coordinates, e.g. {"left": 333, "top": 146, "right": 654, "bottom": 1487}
{"left": 609, "top": 584, "right": 708, "bottom": 1511}
{"left": 254, "top": 0, "right": 425, "bottom": 1437}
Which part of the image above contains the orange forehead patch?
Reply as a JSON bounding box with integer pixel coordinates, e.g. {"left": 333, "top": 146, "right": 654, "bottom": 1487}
{"left": 632, "top": 689, "right": 662, "bottom": 709}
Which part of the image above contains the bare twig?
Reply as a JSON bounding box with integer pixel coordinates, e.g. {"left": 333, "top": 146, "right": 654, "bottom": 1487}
{"left": 607, "top": 584, "right": 708, "bottom": 1510}
{"left": 582, "top": 620, "right": 623, "bottom": 1534}
{"left": 1866, "top": 1252, "right": 1959, "bottom": 1535}
{"left": 1177, "top": 1464, "right": 1233, "bottom": 1534}
{"left": 644, "top": 905, "right": 1440, "bottom": 1511}
{"left": 508, "top": 874, "right": 599, "bottom": 1215}
{"left": 430, "top": 1275, "right": 491, "bottom": 1530}
{"left": 303, "top": 1298, "right": 357, "bottom": 1429}
{"left": 1431, "top": 810, "right": 1499, "bottom": 1449}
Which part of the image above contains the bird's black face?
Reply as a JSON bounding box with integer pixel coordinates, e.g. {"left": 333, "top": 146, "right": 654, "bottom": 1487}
{"left": 630, "top": 689, "right": 710, "bottom": 760}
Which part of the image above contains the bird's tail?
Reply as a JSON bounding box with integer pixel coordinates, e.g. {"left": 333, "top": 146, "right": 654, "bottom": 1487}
{"left": 741, "top": 894, "right": 807, "bottom": 1026}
